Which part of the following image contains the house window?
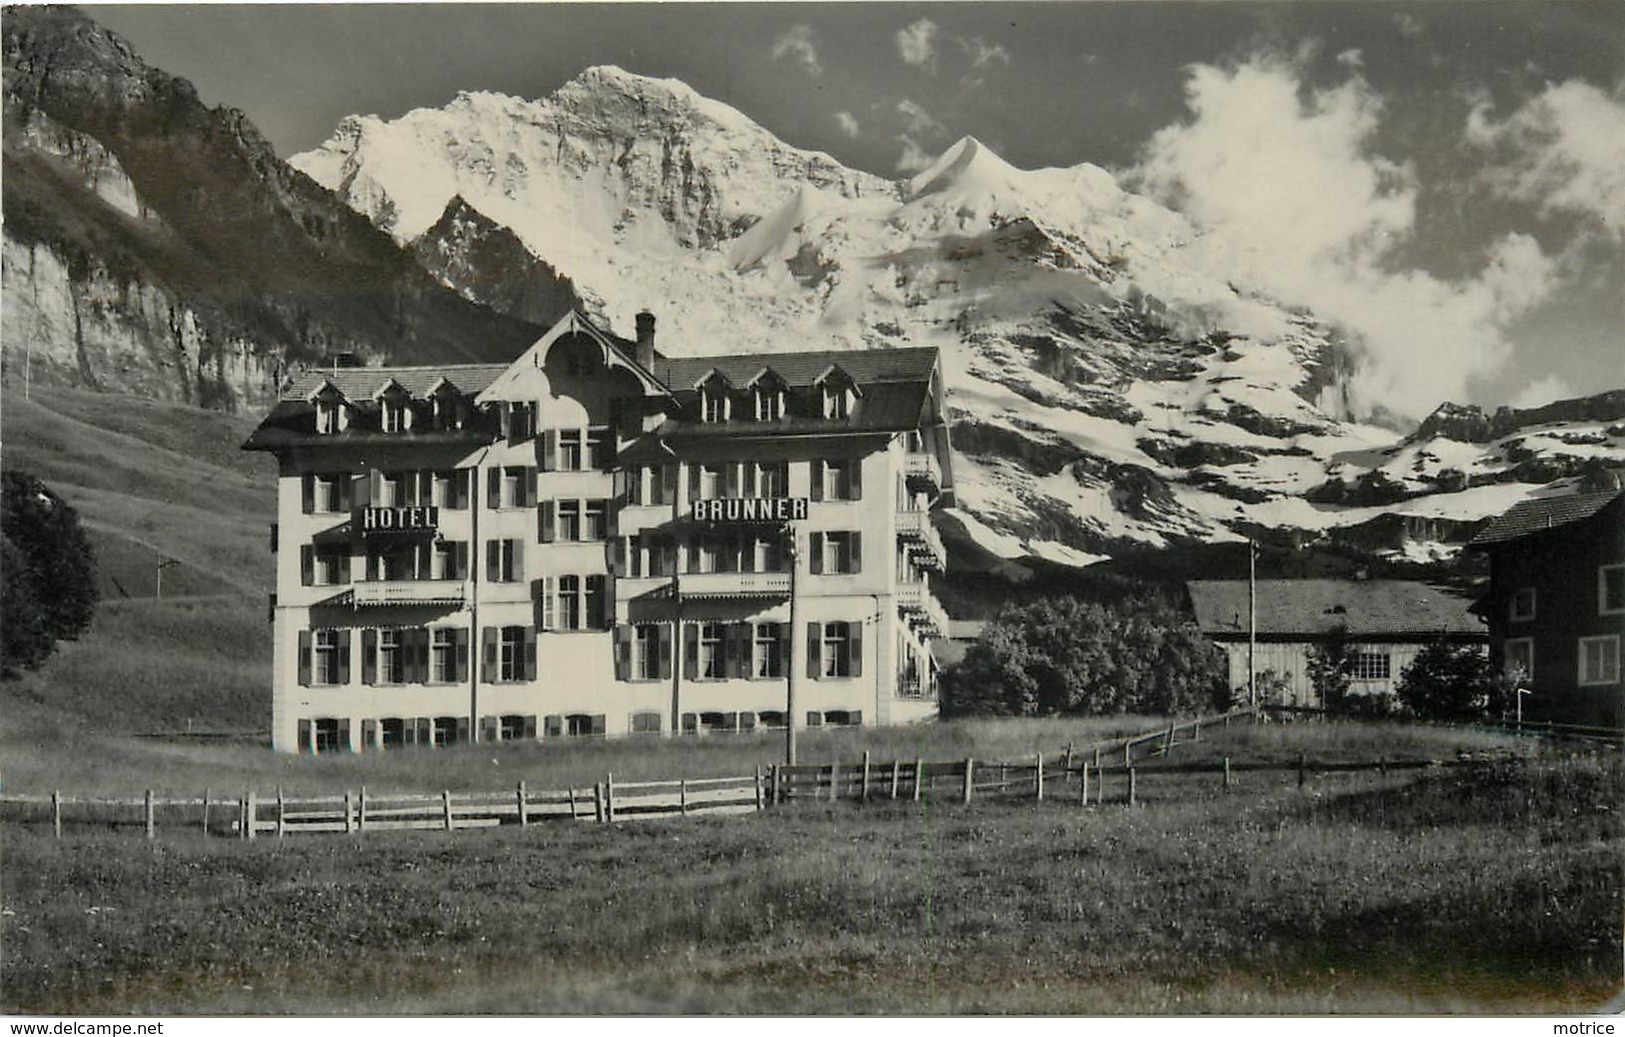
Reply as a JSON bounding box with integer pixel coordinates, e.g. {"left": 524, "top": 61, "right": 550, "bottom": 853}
{"left": 429, "top": 470, "right": 459, "bottom": 508}
{"left": 566, "top": 714, "right": 604, "bottom": 738}
{"left": 380, "top": 718, "right": 406, "bottom": 748}
{"left": 583, "top": 500, "right": 607, "bottom": 542}
{"left": 823, "top": 387, "right": 850, "bottom": 419}
{"left": 557, "top": 500, "right": 581, "bottom": 541}
{"left": 695, "top": 464, "right": 723, "bottom": 500}
{"left": 758, "top": 711, "right": 787, "bottom": 729}
{"left": 753, "top": 534, "right": 785, "bottom": 573}
{"left": 498, "top": 626, "right": 526, "bottom": 682}
{"left": 430, "top": 540, "right": 466, "bottom": 580}
{"left": 636, "top": 465, "right": 672, "bottom": 506}
{"left": 1510, "top": 587, "right": 1536, "bottom": 622}
{"left": 313, "top": 718, "right": 344, "bottom": 752}
{"left": 634, "top": 624, "right": 662, "bottom": 681}
{"left": 310, "top": 545, "right": 347, "bottom": 586}
{"left": 500, "top": 715, "right": 529, "bottom": 741}
{"left": 557, "top": 429, "right": 584, "bottom": 471}
{"left": 755, "top": 462, "right": 788, "bottom": 499}
{"left": 631, "top": 711, "right": 662, "bottom": 735}
{"left": 506, "top": 402, "right": 535, "bottom": 441}
{"left": 313, "top": 629, "right": 345, "bottom": 686}
{"left": 432, "top": 394, "right": 460, "bottom": 430}
{"left": 756, "top": 389, "right": 782, "bottom": 422}
{"left": 820, "top": 531, "right": 861, "bottom": 574}
{"left": 1349, "top": 652, "right": 1391, "bottom": 681}
{"left": 701, "top": 388, "right": 729, "bottom": 423}
{"left": 754, "top": 622, "right": 784, "bottom": 679}
{"left": 316, "top": 400, "right": 342, "bottom": 435}
{"left": 431, "top": 628, "right": 457, "bottom": 683}
{"left": 311, "top": 473, "right": 346, "bottom": 513}
{"left": 371, "top": 542, "right": 419, "bottom": 582}
{"left": 821, "top": 459, "right": 860, "bottom": 500}
{"left": 501, "top": 467, "right": 527, "bottom": 508}
{"left": 585, "top": 427, "right": 611, "bottom": 469}
{"left": 1601, "top": 565, "right": 1625, "bottom": 616}
{"left": 700, "top": 622, "right": 726, "bottom": 680}
{"left": 376, "top": 471, "right": 405, "bottom": 508}
{"left": 432, "top": 717, "right": 460, "bottom": 747}
{"left": 1504, "top": 637, "right": 1534, "bottom": 681}
{"left": 377, "top": 629, "right": 405, "bottom": 685}
{"left": 489, "top": 539, "right": 521, "bottom": 583}
{"left": 557, "top": 575, "right": 581, "bottom": 630}
{"left": 381, "top": 398, "right": 406, "bottom": 434}
{"left": 1579, "top": 636, "right": 1620, "bottom": 686}
{"left": 822, "top": 621, "right": 853, "bottom": 678}
{"left": 584, "top": 575, "right": 605, "bottom": 629}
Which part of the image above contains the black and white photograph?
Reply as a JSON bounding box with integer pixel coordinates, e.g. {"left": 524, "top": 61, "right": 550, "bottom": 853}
{"left": 1, "top": 0, "right": 1622, "bottom": 1018}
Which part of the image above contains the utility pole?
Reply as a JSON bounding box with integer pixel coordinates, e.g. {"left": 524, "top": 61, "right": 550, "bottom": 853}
{"left": 155, "top": 558, "right": 180, "bottom": 600}
{"left": 1247, "top": 538, "right": 1257, "bottom": 710}
{"left": 785, "top": 522, "right": 799, "bottom": 766}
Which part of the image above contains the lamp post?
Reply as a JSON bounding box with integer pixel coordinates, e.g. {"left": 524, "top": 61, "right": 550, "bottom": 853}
{"left": 784, "top": 521, "right": 799, "bottom": 766}
{"left": 155, "top": 558, "right": 180, "bottom": 600}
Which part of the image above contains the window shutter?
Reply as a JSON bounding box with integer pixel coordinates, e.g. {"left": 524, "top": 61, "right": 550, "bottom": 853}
{"left": 540, "top": 576, "right": 556, "bottom": 631}
{"left": 523, "top": 715, "right": 538, "bottom": 740}
{"left": 540, "top": 428, "right": 557, "bottom": 472}
{"left": 417, "top": 718, "right": 432, "bottom": 745}
{"left": 724, "top": 623, "right": 741, "bottom": 679}
{"left": 809, "top": 532, "right": 824, "bottom": 575}
{"left": 486, "top": 540, "right": 499, "bottom": 582}
{"left": 370, "top": 468, "right": 384, "bottom": 507}
{"left": 778, "top": 625, "right": 791, "bottom": 677}
{"left": 298, "top": 718, "right": 313, "bottom": 753}
{"left": 481, "top": 715, "right": 500, "bottom": 742}
{"left": 513, "top": 539, "right": 526, "bottom": 582}
{"left": 361, "top": 718, "right": 378, "bottom": 750}
{"left": 524, "top": 467, "right": 538, "bottom": 508}
{"left": 539, "top": 500, "right": 555, "bottom": 543}
{"left": 848, "top": 710, "right": 863, "bottom": 726}
{"left": 297, "top": 630, "right": 312, "bottom": 686}
{"left": 807, "top": 711, "right": 823, "bottom": 728}
{"left": 300, "top": 546, "right": 314, "bottom": 586}
{"left": 487, "top": 468, "right": 500, "bottom": 510}
{"left": 612, "top": 537, "right": 628, "bottom": 578}
{"left": 341, "top": 472, "right": 359, "bottom": 510}
{"left": 811, "top": 461, "right": 824, "bottom": 501}
{"left": 851, "top": 532, "right": 863, "bottom": 574}
{"left": 302, "top": 474, "right": 315, "bottom": 514}
{"left": 659, "top": 625, "right": 674, "bottom": 680}
{"left": 849, "top": 458, "right": 863, "bottom": 500}
{"left": 850, "top": 622, "right": 864, "bottom": 678}
{"left": 684, "top": 623, "right": 698, "bottom": 680}
{"left": 591, "top": 714, "right": 606, "bottom": 736}
{"left": 808, "top": 622, "right": 822, "bottom": 679}
{"left": 524, "top": 627, "right": 537, "bottom": 681}
{"left": 414, "top": 628, "right": 430, "bottom": 684}
{"left": 362, "top": 629, "right": 377, "bottom": 686}
{"left": 482, "top": 627, "right": 497, "bottom": 682}
{"left": 661, "top": 464, "right": 677, "bottom": 504}
{"left": 455, "top": 542, "right": 469, "bottom": 580}
{"left": 614, "top": 625, "right": 631, "bottom": 681}
{"left": 544, "top": 715, "right": 562, "bottom": 738}
{"left": 337, "top": 629, "right": 352, "bottom": 684}
{"left": 453, "top": 469, "right": 469, "bottom": 509}
{"left": 455, "top": 628, "right": 470, "bottom": 683}
{"left": 612, "top": 468, "right": 628, "bottom": 506}
{"left": 455, "top": 717, "right": 470, "bottom": 745}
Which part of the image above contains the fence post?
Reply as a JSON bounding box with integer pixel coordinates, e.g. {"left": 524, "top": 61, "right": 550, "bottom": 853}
{"left": 245, "top": 791, "right": 257, "bottom": 841}
{"left": 359, "top": 786, "right": 368, "bottom": 832}
{"left": 1193, "top": 719, "right": 1202, "bottom": 743}
{"left": 860, "top": 752, "right": 871, "bottom": 802}
{"left": 1298, "top": 752, "right": 1307, "bottom": 789}
{"left": 680, "top": 779, "right": 689, "bottom": 816}
{"left": 443, "top": 789, "right": 454, "bottom": 831}
{"left": 1080, "top": 763, "right": 1089, "bottom": 806}
{"left": 1224, "top": 712, "right": 1231, "bottom": 731}
{"left": 1223, "top": 757, "right": 1232, "bottom": 790}
{"left": 344, "top": 789, "right": 354, "bottom": 834}
{"left": 569, "top": 786, "right": 579, "bottom": 820}
{"left": 1034, "top": 753, "right": 1044, "bottom": 802}
{"left": 276, "top": 786, "right": 286, "bottom": 838}
{"left": 201, "top": 787, "right": 210, "bottom": 839}
{"left": 52, "top": 790, "right": 61, "bottom": 840}
{"left": 890, "top": 760, "right": 901, "bottom": 800}
{"left": 593, "top": 783, "right": 605, "bottom": 824}
{"left": 606, "top": 773, "right": 615, "bottom": 823}
{"left": 1063, "top": 742, "right": 1074, "bottom": 774}
{"left": 772, "top": 765, "right": 782, "bottom": 805}
{"left": 914, "top": 758, "right": 924, "bottom": 802}
{"left": 1379, "top": 756, "right": 1387, "bottom": 777}
{"left": 1128, "top": 767, "right": 1137, "bottom": 807}
{"left": 1123, "top": 742, "right": 1132, "bottom": 768}
{"left": 962, "top": 758, "right": 975, "bottom": 806}
{"left": 829, "top": 762, "right": 840, "bottom": 803}
{"left": 1093, "top": 746, "right": 1101, "bottom": 771}
{"left": 1164, "top": 723, "right": 1175, "bottom": 755}
{"left": 755, "top": 766, "right": 764, "bottom": 811}
{"left": 145, "top": 789, "right": 156, "bottom": 840}
{"left": 516, "top": 781, "right": 528, "bottom": 827}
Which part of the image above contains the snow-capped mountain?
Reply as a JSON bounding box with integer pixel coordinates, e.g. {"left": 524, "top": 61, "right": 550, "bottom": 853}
{"left": 295, "top": 67, "right": 1625, "bottom": 565}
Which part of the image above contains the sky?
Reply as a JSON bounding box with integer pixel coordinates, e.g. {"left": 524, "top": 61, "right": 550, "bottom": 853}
{"left": 85, "top": 1, "right": 1625, "bottom": 418}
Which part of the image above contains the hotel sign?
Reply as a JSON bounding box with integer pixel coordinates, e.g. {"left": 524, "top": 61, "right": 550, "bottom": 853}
{"left": 360, "top": 506, "right": 440, "bottom": 536}
{"left": 691, "top": 497, "right": 809, "bottom": 524}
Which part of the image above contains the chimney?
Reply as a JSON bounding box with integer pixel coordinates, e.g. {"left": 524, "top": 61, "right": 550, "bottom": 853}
{"left": 635, "top": 311, "right": 656, "bottom": 370}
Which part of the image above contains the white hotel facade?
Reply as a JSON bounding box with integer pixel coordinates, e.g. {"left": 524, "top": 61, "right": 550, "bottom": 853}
{"left": 244, "top": 311, "right": 954, "bottom": 752}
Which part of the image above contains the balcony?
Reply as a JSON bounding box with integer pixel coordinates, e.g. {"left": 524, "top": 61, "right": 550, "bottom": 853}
{"left": 904, "top": 453, "right": 942, "bottom": 495}
{"left": 895, "top": 583, "right": 948, "bottom": 638}
{"left": 352, "top": 580, "right": 466, "bottom": 607}
{"left": 679, "top": 571, "right": 791, "bottom": 600}
{"left": 616, "top": 501, "right": 678, "bottom": 534}
{"left": 894, "top": 510, "right": 946, "bottom": 572}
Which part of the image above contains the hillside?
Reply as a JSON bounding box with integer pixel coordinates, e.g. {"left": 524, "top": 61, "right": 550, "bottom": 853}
{"left": 0, "top": 5, "right": 544, "bottom": 411}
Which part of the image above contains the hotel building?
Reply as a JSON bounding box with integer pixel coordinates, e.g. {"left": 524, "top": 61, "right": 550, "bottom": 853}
{"left": 244, "top": 311, "right": 954, "bottom": 752}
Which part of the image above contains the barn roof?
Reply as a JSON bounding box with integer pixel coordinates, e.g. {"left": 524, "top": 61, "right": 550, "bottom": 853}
{"left": 1467, "top": 490, "right": 1622, "bottom": 547}
{"left": 1186, "top": 579, "right": 1485, "bottom": 640}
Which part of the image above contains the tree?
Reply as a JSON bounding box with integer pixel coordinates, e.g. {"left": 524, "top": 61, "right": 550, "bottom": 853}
{"left": 1306, "top": 624, "right": 1354, "bottom": 714}
{"left": 1397, "top": 641, "right": 1493, "bottom": 720}
{"left": 940, "top": 595, "right": 1227, "bottom": 718}
{"left": 1, "top": 470, "right": 98, "bottom": 676}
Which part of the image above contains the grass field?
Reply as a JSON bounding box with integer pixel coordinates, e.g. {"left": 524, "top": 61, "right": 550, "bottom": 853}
{"left": 2, "top": 749, "right": 1619, "bottom": 1015}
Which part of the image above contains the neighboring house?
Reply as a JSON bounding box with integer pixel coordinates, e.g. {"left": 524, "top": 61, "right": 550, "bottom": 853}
{"left": 930, "top": 619, "right": 987, "bottom": 670}
{"left": 243, "top": 308, "right": 953, "bottom": 752}
{"left": 1186, "top": 579, "right": 1486, "bottom": 707}
{"left": 1467, "top": 488, "right": 1624, "bottom": 727}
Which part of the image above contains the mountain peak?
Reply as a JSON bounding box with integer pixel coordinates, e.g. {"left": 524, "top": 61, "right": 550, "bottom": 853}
{"left": 906, "top": 135, "right": 1020, "bottom": 199}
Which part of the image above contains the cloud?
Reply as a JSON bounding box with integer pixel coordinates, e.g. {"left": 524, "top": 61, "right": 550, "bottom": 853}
{"left": 771, "top": 24, "right": 822, "bottom": 78}
{"left": 1131, "top": 55, "right": 1559, "bottom": 420}
{"left": 834, "top": 111, "right": 860, "bottom": 138}
{"left": 1468, "top": 81, "right": 1625, "bottom": 240}
{"left": 961, "top": 36, "right": 1011, "bottom": 69}
{"left": 1508, "top": 373, "right": 1579, "bottom": 410}
{"left": 896, "top": 19, "right": 938, "bottom": 73}
{"left": 1336, "top": 48, "right": 1363, "bottom": 70}
{"left": 893, "top": 98, "right": 947, "bottom": 173}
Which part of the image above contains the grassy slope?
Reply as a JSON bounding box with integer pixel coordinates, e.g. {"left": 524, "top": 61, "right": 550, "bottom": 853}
{"left": 2, "top": 750, "right": 1619, "bottom": 1014}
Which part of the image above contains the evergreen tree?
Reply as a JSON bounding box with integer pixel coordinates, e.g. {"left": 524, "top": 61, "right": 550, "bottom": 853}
{"left": 1397, "top": 641, "right": 1493, "bottom": 720}
{"left": 1, "top": 470, "right": 98, "bottom": 676}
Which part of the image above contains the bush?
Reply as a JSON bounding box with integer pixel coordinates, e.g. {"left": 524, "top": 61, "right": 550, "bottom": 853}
{"left": 2, "top": 470, "right": 98, "bottom": 676}
{"left": 940, "top": 595, "right": 1227, "bottom": 718}
{"left": 1396, "top": 641, "right": 1493, "bottom": 720}
{"left": 1306, "top": 625, "right": 1354, "bottom": 714}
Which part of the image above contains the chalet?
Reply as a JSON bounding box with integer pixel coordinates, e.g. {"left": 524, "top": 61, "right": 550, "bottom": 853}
{"left": 1468, "top": 488, "right": 1624, "bottom": 726}
{"left": 1186, "top": 579, "right": 1486, "bottom": 708}
{"left": 243, "top": 309, "right": 954, "bottom": 752}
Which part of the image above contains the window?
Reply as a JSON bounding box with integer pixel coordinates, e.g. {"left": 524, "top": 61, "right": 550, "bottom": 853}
{"left": 432, "top": 394, "right": 460, "bottom": 430}
{"left": 695, "top": 463, "right": 723, "bottom": 500}
{"left": 430, "top": 540, "right": 466, "bottom": 580}
{"left": 377, "top": 470, "right": 413, "bottom": 508}
{"left": 631, "top": 711, "right": 662, "bottom": 735}
{"left": 585, "top": 576, "right": 605, "bottom": 630}
{"left": 313, "top": 629, "right": 345, "bottom": 686}
{"left": 1601, "top": 565, "right": 1625, "bottom": 616}
{"left": 752, "top": 534, "right": 785, "bottom": 573}
{"left": 1505, "top": 637, "right": 1534, "bottom": 681}
{"left": 1349, "top": 652, "right": 1392, "bottom": 681}
{"left": 429, "top": 470, "right": 461, "bottom": 508}
{"left": 1579, "top": 636, "right": 1620, "bottom": 686}
{"left": 381, "top": 398, "right": 407, "bottom": 434}
{"left": 557, "top": 500, "right": 581, "bottom": 541}
{"left": 583, "top": 500, "right": 607, "bottom": 542}
{"left": 754, "top": 622, "right": 783, "bottom": 679}
{"left": 380, "top": 718, "right": 407, "bottom": 749}
{"left": 498, "top": 627, "right": 526, "bottom": 682}
{"left": 377, "top": 629, "right": 405, "bottom": 685}
{"left": 756, "top": 389, "right": 782, "bottom": 422}
{"left": 565, "top": 714, "right": 604, "bottom": 738}
{"left": 634, "top": 465, "right": 673, "bottom": 506}
{"left": 505, "top": 402, "right": 535, "bottom": 441}
{"left": 701, "top": 388, "right": 729, "bottom": 423}
{"left": 432, "top": 717, "right": 460, "bottom": 747}
{"left": 585, "top": 427, "right": 611, "bottom": 469}
{"left": 758, "top": 711, "right": 787, "bottom": 729}
{"left": 822, "top": 621, "right": 853, "bottom": 678}
{"left": 1510, "top": 587, "right": 1536, "bottom": 622}
{"left": 431, "top": 628, "right": 458, "bottom": 684}
{"left": 499, "top": 715, "right": 530, "bottom": 741}
{"left": 501, "top": 467, "right": 527, "bottom": 509}
{"left": 306, "top": 545, "right": 347, "bottom": 586}
{"left": 634, "top": 624, "right": 662, "bottom": 681}
{"left": 557, "top": 429, "right": 584, "bottom": 471}
{"left": 313, "top": 718, "right": 344, "bottom": 752}
{"left": 755, "top": 462, "right": 788, "bottom": 498}
{"left": 488, "top": 539, "right": 521, "bottom": 583}
{"left": 700, "top": 622, "right": 726, "bottom": 680}
{"left": 310, "top": 473, "right": 347, "bottom": 513}
{"left": 316, "top": 400, "right": 342, "bottom": 435}
{"left": 817, "top": 459, "right": 861, "bottom": 501}
{"left": 557, "top": 576, "right": 581, "bottom": 631}
{"left": 823, "top": 386, "right": 850, "bottom": 419}
{"left": 814, "top": 531, "right": 861, "bottom": 575}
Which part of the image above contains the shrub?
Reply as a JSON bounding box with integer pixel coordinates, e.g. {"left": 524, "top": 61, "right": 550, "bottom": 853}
{"left": 1306, "top": 625, "right": 1354, "bottom": 714}
{"left": 1, "top": 470, "right": 98, "bottom": 676}
{"left": 1396, "top": 641, "right": 1494, "bottom": 720}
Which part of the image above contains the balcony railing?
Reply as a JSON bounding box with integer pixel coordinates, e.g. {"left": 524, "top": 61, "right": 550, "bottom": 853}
{"left": 894, "top": 510, "right": 946, "bottom": 572}
{"left": 904, "top": 453, "right": 942, "bottom": 494}
{"left": 895, "top": 583, "right": 948, "bottom": 638}
{"left": 352, "top": 580, "right": 466, "bottom": 607}
{"left": 679, "top": 571, "right": 792, "bottom": 599}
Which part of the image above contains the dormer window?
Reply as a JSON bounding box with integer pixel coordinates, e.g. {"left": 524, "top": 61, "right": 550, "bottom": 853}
{"left": 756, "top": 388, "right": 783, "bottom": 422}
{"left": 429, "top": 382, "right": 463, "bottom": 431}
{"left": 701, "top": 387, "right": 730, "bottom": 423}
{"left": 381, "top": 398, "right": 407, "bottom": 434}
{"left": 823, "top": 386, "right": 851, "bottom": 420}
{"left": 316, "top": 399, "right": 342, "bottom": 435}
{"left": 504, "top": 402, "right": 536, "bottom": 442}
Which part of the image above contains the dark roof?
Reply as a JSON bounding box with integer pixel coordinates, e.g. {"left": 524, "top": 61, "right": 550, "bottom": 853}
{"left": 1468, "top": 490, "right": 1623, "bottom": 547}
{"left": 1186, "top": 580, "right": 1485, "bottom": 639}
{"left": 656, "top": 381, "right": 930, "bottom": 441}
{"left": 652, "top": 346, "right": 938, "bottom": 390}
{"left": 281, "top": 364, "right": 509, "bottom": 402}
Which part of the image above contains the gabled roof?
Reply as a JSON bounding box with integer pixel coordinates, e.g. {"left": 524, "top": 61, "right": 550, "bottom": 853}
{"left": 743, "top": 366, "right": 787, "bottom": 389}
{"left": 693, "top": 368, "right": 733, "bottom": 390}
{"left": 372, "top": 377, "right": 412, "bottom": 400}
{"left": 652, "top": 346, "right": 938, "bottom": 390}
{"left": 285, "top": 364, "right": 509, "bottom": 402}
{"left": 1186, "top": 580, "right": 1485, "bottom": 639}
{"left": 812, "top": 363, "right": 862, "bottom": 395}
{"left": 1468, "top": 490, "right": 1623, "bottom": 547}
